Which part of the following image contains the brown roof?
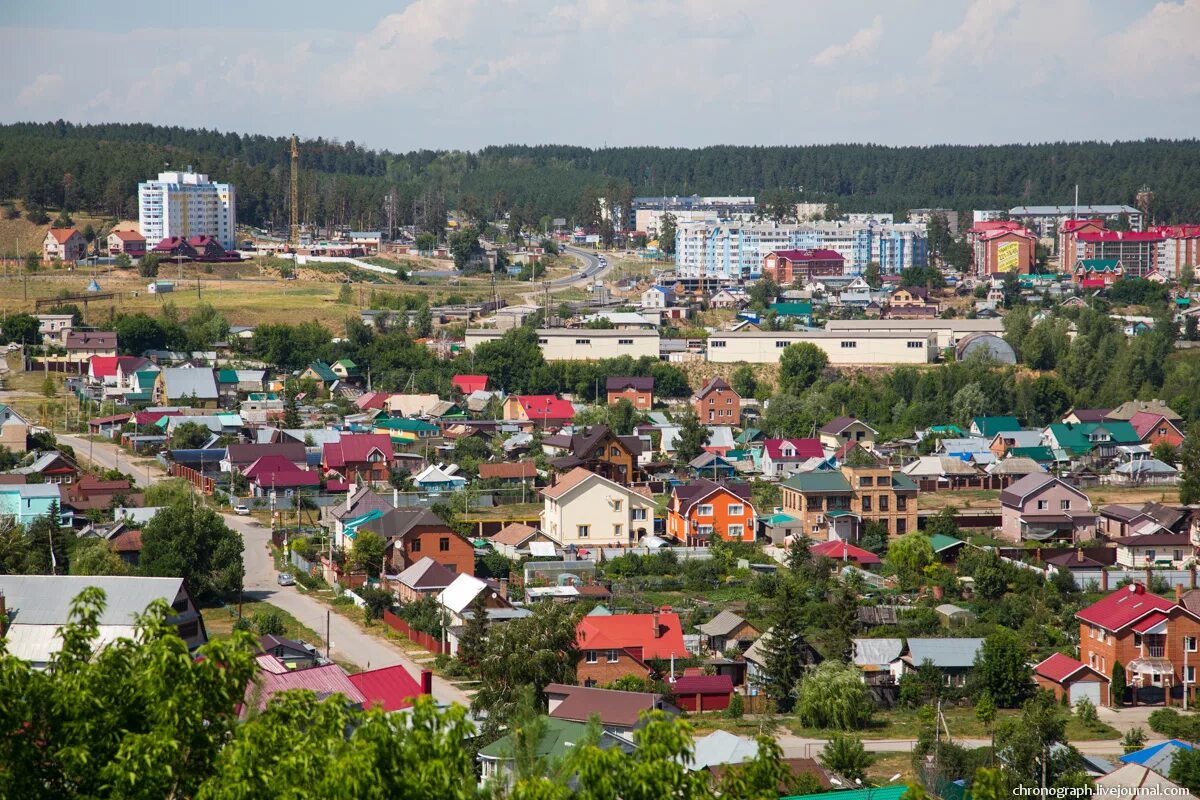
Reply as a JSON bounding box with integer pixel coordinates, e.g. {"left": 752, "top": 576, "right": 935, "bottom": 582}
{"left": 66, "top": 331, "right": 117, "bottom": 351}
{"left": 330, "top": 488, "right": 394, "bottom": 521}
{"left": 708, "top": 757, "right": 833, "bottom": 790}
{"left": 489, "top": 523, "right": 539, "bottom": 547}
{"left": 47, "top": 227, "right": 81, "bottom": 244}
{"left": 360, "top": 507, "right": 451, "bottom": 540}
{"left": 109, "top": 529, "right": 143, "bottom": 553}
{"left": 693, "top": 376, "right": 733, "bottom": 401}
{"left": 478, "top": 461, "right": 537, "bottom": 480}
{"left": 540, "top": 467, "right": 600, "bottom": 499}
{"left": 545, "top": 683, "right": 666, "bottom": 727}
{"left": 110, "top": 230, "right": 145, "bottom": 242}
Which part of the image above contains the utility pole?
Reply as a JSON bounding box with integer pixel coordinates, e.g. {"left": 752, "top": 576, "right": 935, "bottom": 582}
{"left": 290, "top": 135, "right": 300, "bottom": 248}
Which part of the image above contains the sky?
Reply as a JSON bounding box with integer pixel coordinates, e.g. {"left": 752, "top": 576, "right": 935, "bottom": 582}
{"left": 0, "top": 0, "right": 1197, "bottom": 152}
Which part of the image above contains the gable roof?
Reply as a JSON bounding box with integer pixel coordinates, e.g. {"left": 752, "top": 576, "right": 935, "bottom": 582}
{"left": 249, "top": 663, "right": 365, "bottom": 711}
{"left": 693, "top": 377, "right": 733, "bottom": 401}
{"left": 971, "top": 416, "right": 1021, "bottom": 437}
{"left": 546, "top": 683, "right": 666, "bottom": 727}
{"left": 478, "top": 461, "right": 537, "bottom": 480}
{"left": 0, "top": 575, "right": 189, "bottom": 626}
{"left": 811, "top": 539, "right": 881, "bottom": 565}
{"left": 451, "top": 374, "right": 488, "bottom": 394}
{"left": 853, "top": 638, "right": 904, "bottom": 667}
{"left": 303, "top": 361, "right": 338, "bottom": 382}
{"left": 905, "top": 638, "right": 984, "bottom": 668}
{"left": 781, "top": 469, "right": 851, "bottom": 493}
{"left": 66, "top": 331, "right": 117, "bottom": 351}
{"left": 322, "top": 434, "right": 392, "bottom": 468}
{"left": 998, "top": 473, "right": 1088, "bottom": 508}
{"left": 607, "top": 375, "right": 654, "bottom": 392}
{"left": 542, "top": 467, "right": 627, "bottom": 500}
{"left": 346, "top": 664, "right": 426, "bottom": 712}
{"left": 1077, "top": 583, "right": 1180, "bottom": 632}
{"left": 396, "top": 556, "right": 458, "bottom": 590}
{"left": 1129, "top": 411, "right": 1180, "bottom": 440}
{"left": 673, "top": 674, "right": 734, "bottom": 695}
{"left": 763, "top": 438, "right": 825, "bottom": 461}
{"left": 696, "top": 609, "right": 752, "bottom": 637}
{"left": 671, "top": 479, "right": 753, "bottom": 516}
{"left": 437, "top": 573, "right": 495, "bottom": 615}
{"left": 576, "top": 611, "right": 687, "bottom": 659}
{"left": 159, "top": 367, "right": 219, "bottom": 400}
{"left": 819, "top": 415, "right": 877, "bottom": 436}
{"left": 226, "top": 442, "right": 304, "bottom": 466}
{"left": 489, "top": 522, "right": 541, "bottom": 547}
{"left": 361, "top": 507, "right": 451, "bottom": 540}
{"left": 1107, "top": 400, "right": 1183, "bottom": 423}
{"left": 515, "top": 394, "right": 576, "bottom": 421}
{"left": 1034, "top": 652, "right": 1105, "bottom": 684}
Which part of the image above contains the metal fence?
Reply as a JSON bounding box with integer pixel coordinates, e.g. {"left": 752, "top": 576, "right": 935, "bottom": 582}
{"left": 1069, "top": 569, "right": 1196, "bottom": 589}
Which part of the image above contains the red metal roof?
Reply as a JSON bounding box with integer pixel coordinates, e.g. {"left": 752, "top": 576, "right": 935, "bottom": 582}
{"left": 1059, "top": 219, "right": 1105, "bottom": 233}
{"left": 134, "top": 410, "right": 180, "bottom": 427}
{"left": 763, "top": 437, "right": 825, "bottom": 461}
{"left": 1132, "top": 610, "right": 1170, "bottom": 633}
{"left": 672, "top": 674, "right": 734, "bottom": 695}
{"left": 1129, "top": 411, "right": 1175, "bottom": 440}
{"left": 249, "top": 663, "right": 366, "bottom": 710}
{"left": 89, "top": 355, "right": 120, "bottom": 379}
{"left": 967, "top": 221, "right": 1022, "bottom": 234}
{"left": 47, "top": 227, "right": 81, "bottom": 244}
{"left": 1034, "top": 652, "right": 1095, "bottom": 683}
{"left": 451, "top": 374, "right": 488, "bottom": 394}
{"left": 768, "top": 248, "right": 844, "bottom": 262}
{"left": 322, "top": 434, "right": 393, "bottom": 468}
{"left": 354, "top": 391, "right": 389, "bottom": 410}
{"left": 576, "top": 611, "right": 687, "bottom": 659}
{"left": 110, "top": 230, "right": 145, "bottom": 242}
{"left": 1076, "top": 231, "right": 1165, "bottom": 242}
{"left": 1076, "top": 583, "right": 1176, "bottom": 632}
{"left": 517, "top": 395, "right": 575, "bottom": 421}
{"left": 811, "top": 539, "right": 882, "bottom": 565}
{"left": 346, "top": 664, "right": 426, "bottom": 712}
{"left": 977, "top": 227, "right": 1036, "bottom": 241}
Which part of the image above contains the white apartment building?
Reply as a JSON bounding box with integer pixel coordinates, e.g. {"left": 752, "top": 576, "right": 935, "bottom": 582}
{"left": 138, "top": 170, "right": 237, "bottom": 250}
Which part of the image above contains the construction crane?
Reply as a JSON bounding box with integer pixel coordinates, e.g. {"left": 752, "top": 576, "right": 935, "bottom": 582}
{"left": 289, "top": 134, "right": 299, "bottom": 247}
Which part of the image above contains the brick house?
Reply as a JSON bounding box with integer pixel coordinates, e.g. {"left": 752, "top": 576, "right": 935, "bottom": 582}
{"left": 972, "top": 227, "right": 1036, "bottom": 276}
{"left": 358, "top": 507, "right": 475, "bottom": 576}
{"left": 693, "top": 377, "right": 740, "bottom": 425}
{"left": 998, "top": 473, "right": 1097, "bottom": 544}
{"left": 779, "top": 463, "right": 918, "bottom": 541}
{"left": 107, "top": 230, "right": 146, "bottom": 257}
{"left": 761, "top": 249, "right": 845, "bottom": 285}
{"left": 43, "top": 228, "right": 86, "bottom": 263}
{"left": 1033, "top": 652, "right": 1110, "bottom": 707}
{"left": 1077, "top": 582, "right": 1200, "bottom": 706}
{"left": 321, "top": 433, "right": 394, "bottom": 485}
{"left": 665, "top": 479, "right": 756, "bottom": 544}
{"left": 575, "top": 610, "right": 687, "bottom": 686}
{"left": 606, "top": 376, "right": 654, "bottom": 410}
{"left": 542, "top": 425, "right": 644, "bottom": 484}
{"left": 1129, "top": 412, "right": 1185, "bottom": 450}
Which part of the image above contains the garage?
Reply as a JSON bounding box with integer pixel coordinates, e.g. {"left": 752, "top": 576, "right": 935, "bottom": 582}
{"left": 1070, "top": 681, "right": 1102, "bottom": 706}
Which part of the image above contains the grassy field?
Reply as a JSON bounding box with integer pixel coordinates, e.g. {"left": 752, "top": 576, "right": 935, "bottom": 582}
{"left": 782, "top": 704, "right": 1119, "bottom": 741}
{"left": 202, "top": 599, "right": 322, "bottom": 644}
{"left": 0, "top": 202, "right": 119, "bottom": 260}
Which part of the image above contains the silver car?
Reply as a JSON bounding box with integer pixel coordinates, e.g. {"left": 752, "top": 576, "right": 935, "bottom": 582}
{"left": 277, "top": 572, "right": 295, "bottom": 587}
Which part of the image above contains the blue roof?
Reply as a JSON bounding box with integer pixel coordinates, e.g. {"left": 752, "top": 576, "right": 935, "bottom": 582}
{"left": 1120, "top": 740, "right": 1193, "bottom": 771}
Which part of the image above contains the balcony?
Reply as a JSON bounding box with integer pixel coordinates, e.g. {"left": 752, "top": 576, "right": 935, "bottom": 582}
{"left": 1148, "top": 644, "right": 1166, "bottom": 658}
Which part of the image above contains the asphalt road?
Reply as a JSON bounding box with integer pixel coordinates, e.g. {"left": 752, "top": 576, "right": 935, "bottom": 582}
{"left": 63, "top": 433, "right": 471, "bottom": 707}
{"left": 413, "top": 244, "right": 608, "bottom": 285}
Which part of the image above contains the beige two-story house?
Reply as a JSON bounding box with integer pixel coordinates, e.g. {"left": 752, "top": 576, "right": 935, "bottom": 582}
{"left": 540, "top": 467, "right": 655, "bottom": 548}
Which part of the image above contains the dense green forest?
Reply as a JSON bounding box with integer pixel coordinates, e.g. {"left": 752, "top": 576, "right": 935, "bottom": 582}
{"left": 2, "top": 121, "right": 1200, "bottom": 234}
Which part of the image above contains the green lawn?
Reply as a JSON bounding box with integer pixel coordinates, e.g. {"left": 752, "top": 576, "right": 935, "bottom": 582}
{"left": 780, "top": 704, "right": 1119, "bottom": 741}
{"left": 202, "top": 600, "right": 323, "bottom": 647}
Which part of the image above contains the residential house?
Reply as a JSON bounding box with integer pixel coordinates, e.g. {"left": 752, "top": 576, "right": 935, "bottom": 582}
{"left": 818, "top": 416, "right": 878, "bottom": 452}
{"left": 1094, "top": 764, "right": 1194, "bottom": 799}
{"left": 664, "top": 479, "right": 756, "bottom": 544}
{"left": 779, "top": 464, "right": 919, "bottom": 541}
{"left": 852, "top": 638, "right": 905, "bottom": 686}
{"left": 762, "top": 249, "right": 844, "bottom": 285}
{"left": 478, "top": 717, "right": 636, "bottom": 786}
{"left": 451, "top": 374, "right": 488, "bottom": 395}
{"left": 1113, "top": 534, "right": 1194, "bottom": 569}
{"left": 990, "top": 429, "right": 1045, "bottom": 459}
{"left": 543, "top": 425, "right": 644, "bottom": 483}
{"left": 299, "top": 361, "right": 339, "bottom": 389}
{"left": 321, "top": 434, "right": 394, "bottom": 485}
{"left": 372, "top": 418, "right": 441, "bottom": 447}
{"left": 673, "top": 674, "right": 735, "bottom": 712}
{"left": 1112, "top": 457, "right": 1179, "bottom": 486}
{"left": 743, "top": 627, "right": 822, "bottom": 691}
{"left": 392, "top": 556, "right": 458, "bottom": 603}
{"left": 358, "top": 507, "right": 474, "bottom": 576}
{"left": 545, "top": 683, "right": 675, "bottom": 734}
{"left": 688, "top": 452, "right": 737, "bottom": 479}
{"left": 540, "top": 468, "right": 655, "bottom": 547}
{"left": 106, "top": 229, "right": 146, "bottom": 257}
{"left": 154, "top": 368, "right": 219, "bottom": 407}
{"left": 478, "top": 461, "right": 537, "bottom": 486}
{"left": 769, "top": 301, "right": 815, "bottom": 324}
{"left": 606, "top": 376, "right": 654, "bottom": 410}
{"left": 1129, "top": 412, "right": 1186, "bottom": 450}
{"left": 243, "top": 455, "right": 320, "bottom": 497}
{"left": 1108, "top": 400, "right": 1183, "bottom": 423}
{"left": 348, "top": 664, "right": 432, "bottom": 712}
{"left": 902, "top": 638, "right": 984, "bottom": 688}
{"left": 504, "top": 395, "right": 576, "bottom": 426}
{"left": 1044, "top": 421, "right": 1141, "bottom": 462}
{"left": 62, "top": 476, "right": 141, "bottom": 517}
{"left": 257, "top": 634, "right": 324, "bottom": 670}
{"left": 1074, "top": 258, "right": 1124, "bottom": 286}
{"left": 36, "top": 313, "right": 74, "bottom": 346}
{"left": 488, "top": 522, "right": 560, "bottom": 559}
{"left": 330, "top": 359, "right": 360, "bottom": 384}
{"left": 693, "top": 377, "right": 740, "bottom": 425}
{"left": 411, "top": 463, "right": 467, "bottom": 494}
{"left": 1033, "top": 653, "right": 1110, "bottom": 707}
{"left": 1064, "top": 408, "right": 1113, "bottom": 424}
{"left": 437, "top": 573, "right": 516, "bottom": 633}
{"left": 386, "top": 393, "right": 444, "bottom": 417}
{"left": 0, "top": 484, "right": 66, "bottom": 526}
{"left": 245, "top": 662, "right": 366, "bottom": 713}
{"left": 0, "top": 405, "right": 28, "bottom": 453}
{"left": 575, "top": 610, "right": 688, "bottom": 685}
{"left": 43, "top": 228, "right": 86, "bottom": 262}
{"left": 223, "top": 442, "right": 306, "bottom": 475}
{"left": 708, "top": 288, "right": 745, "bottom": 309}
{"left": 0, "top": 575, "right": 205, "bottom": 667}
{"left": 65, "top": 331, "right": 117, "bottom": 371}
{"left": 810, "top": 539, "right": 882, "bottom": 568}
{"left": 641, "top": 285, "right": 675, "bottom": 309}
{"left": 695, "top": 610, "right": 760, "bottom": 654}
{"left": 998, "top": 473, "right": 1097, "bottom": 543}
{"left": 970, "top": 416, "right": 1021, "bottom": 439}
{"left": 1077, "top": 582, "right": 1200, "bottom": 705}
{"left": 14, "top": 450, "right": 79, "bottom": 485}
{"left": 900, "top": 456, "right": 985, "bottom": 490}
{"left": 1099, "top": 502, "right": 1190, "bottom": 539}
{"left": 760, "top": 438, "right": 826, "bottom": 479}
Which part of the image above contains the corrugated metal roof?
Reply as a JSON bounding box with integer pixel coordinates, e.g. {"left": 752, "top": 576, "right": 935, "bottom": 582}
{"left": 905, "top": 637, "right": 984, "bottom": 668}
{"left": 0, "top": 575, "right": 187, "bottom": 625}
{"left": 853, "top": 638, "right": 903, "bottom": 667}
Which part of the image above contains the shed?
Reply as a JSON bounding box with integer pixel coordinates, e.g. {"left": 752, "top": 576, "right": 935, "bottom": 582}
{"left": 935, "top": 603, "right": 976, "bottom": 628}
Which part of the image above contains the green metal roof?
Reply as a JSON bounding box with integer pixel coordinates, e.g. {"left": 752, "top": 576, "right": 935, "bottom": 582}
{"left": 736, "top": 427, "right": 762, "bottom": 445}
{"left": 929, "top": 424, "right": 965, "bottom": 437}
{"left": 825, "top": 510, "right": 859, "bottom": 519}
{"left": 216, "top": 369, "right": 239, "bottom": 383}
{"left": 1077, "top": 258, "right": 1121, "bottom": 272}
{"left": 304, "top": 361, "right": 338, "bottom": 382}
{"left": 477, "top": 717, "right": 591, "bottom": 761}
{"left": 781, "top": 470, "right": 851, "bottom": 493}
{"left": 374, "top": 418, "right": 439, "bottom": 432}
{"left": 971, "top": 416, "right": 1021, "bottom": 438}
{"left": 783, "top": 785, "right": 909, "bottom": 800}
{"left": 929, "top": 533, "right": 964, "bottom": 553}
{"left": 890, "top": 472, "right": 919, "bottom": 492}
{"left": 763, "top": 512, "right": 798, "bottom": 525}
{"left": 1048, "top": 421, "right": 1141, "bottom": 454}
{"left": 1009, "top": 445, "right": 1055, "bottom": 462}
{"left": 770, "top": 301, "right": 814, "bottom": 317}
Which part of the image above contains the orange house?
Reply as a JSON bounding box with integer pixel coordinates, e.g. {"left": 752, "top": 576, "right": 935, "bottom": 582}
{"left": 665, "top": 479, "right": 756, "bottom": 544}
{"left": 606, "top": 376, "right": 654, "bottom": 410}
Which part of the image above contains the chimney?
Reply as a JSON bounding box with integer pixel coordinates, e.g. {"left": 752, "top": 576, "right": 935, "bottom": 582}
{"left": 652, "top": 611, "right": 661, "bottom": 639}
{"left": 393, "top": 488, "right": 399, "bottom": 508}
{"left": 1076, "top": 547, "right": 1083, "bottom": 563}
{"left": 1177, "top": 584, "right": 1184, "bottom": 604}
{"left": 1101, "top": 570, "right": 1109, "bottom": 591}
{"left": 420, "top": 669, "right": 433, "bottom": 696}
{"left": 345, "top": 486, "right": 355, "bottom": 512}
{"left": 499, "top": 577, "right": 508, "bottom": 600}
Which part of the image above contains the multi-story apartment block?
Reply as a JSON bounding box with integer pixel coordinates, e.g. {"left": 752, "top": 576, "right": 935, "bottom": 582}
{"left": 1074, "top": 230, "right": 1163, "bottom": 279}
{"left": 779, "top": 463, "right": 919, "bottom": 541}
{"left": 138, "top": 170, "right": 237, "bottom": 251}
{"left": 1153, "top": 226, "right": 1200, "bottom": 280}
{"left": 1009, "top": 204, "right": 1143, "bottom": 237}
{"left": 908, "top": 208, "right": 960, "bottom": 235}
{"left": 626, "top": 195, "right": 755, "bottom": 231}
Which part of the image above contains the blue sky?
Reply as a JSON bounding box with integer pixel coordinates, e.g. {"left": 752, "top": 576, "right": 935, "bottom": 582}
{"left": 0, "top": 0, "right": 1196, "bottom": 152}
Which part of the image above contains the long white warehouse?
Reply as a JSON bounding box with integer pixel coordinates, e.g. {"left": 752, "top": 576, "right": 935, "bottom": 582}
{"left": 464, "top": 329, "right": 660, "bottom": 361}
{"left": 823, "top": 318, "right": 1004, "bottom": 350}
{"left": 707, "top": 330, "right": 937, "bottom": 365}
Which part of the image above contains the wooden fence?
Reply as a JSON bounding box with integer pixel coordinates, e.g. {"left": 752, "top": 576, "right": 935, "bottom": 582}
{"left": 382, "top": 610, "right": 445, "bottom": 655}
{"left": 169, "top": 463, "right": 216, "bottom": 495}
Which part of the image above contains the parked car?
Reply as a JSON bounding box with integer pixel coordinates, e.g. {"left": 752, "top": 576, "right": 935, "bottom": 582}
{"left": 277, "top": 573, "right": 295, "bottom": 587}
{"left": 234, "top": 504, "right": 250, "bottom": 515}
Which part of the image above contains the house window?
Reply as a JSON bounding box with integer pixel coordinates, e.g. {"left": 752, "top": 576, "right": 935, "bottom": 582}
{"left": 612, "top": 499, "right": 623, "bottom": 511}
{"left": 575, "top": 338, "right": 591, "bottom": 345}
{"left": 859, "top": 476, "right": 874, "bottom": 487}
{"left": 613, "top": 524, "right": 623, "bottom": 538}
{"left": 607, "top": 649, "right": 620, "bottom": 663}
{"left": 697, "top": 504, "right": 714, "bottom": 517}
{"left": 862, "top": 496, "right": 872, "bottom": 512}
{"left": 697, "top": 525, "right": 714, "bottom": 537}
{"left": 577, "top": 525, "right": 590, "bottom": 538}
{"left": 895, "top": 496, "right": 906, "bottom": 511}
{"left": 632, "top": 508, "right": 647, "bottom": 521}
{"left": 1147, "top": 550, "right": 1157, "bottom": 562}
{"left": 878, "top": 475, "right": 890, "bottom": 486}
{"left": 727, "top": 524, "right": 744, "bottom": 539}
{"left": 710, "top": 340, "right": 726, "bottom": 348}
{"left": 1186, "top": 636, "right": 1198, "bottom": 652}
{"left": 840, "top": 341, "right": 857, "bottom": 348}
{"left": 1037, "top": 500, "right": 1048, "bottom": 510}
{"left": 727, "top": 504, "right": 744, "bottom": 516}
{"left": 1060, "top": 499, "right": 1071, "bottom": 510}
{"left": 618, "top": 339, "right": 634, "bottom": 345}
{"left": 880, "top": 495, "right": 889, "bottom": 512}
{"left": 726, "top": 397, "right": 733, "bottom": 404}
{"left": 907, "top": 341, "right": 924, "bottom": 348}
{"left": 896, "top": 519, "right": 907, "bottom": 535}
{"left": 1189, "top": 666, "right": 1197, "bottom": 683}
{"left": 1177, "top": 550, "right": 1185, "bottom": 562}
{"left": 586, "top": 650, "right": 597, "bottom": 663}
{"left": 776, "top": 341, "right": 789, "bottom": 348}
{"left": 439, "top": 537, "right": 450, "bottom": 552}
{"left": 411, "top": 539, "right": 421, "bottom": 552}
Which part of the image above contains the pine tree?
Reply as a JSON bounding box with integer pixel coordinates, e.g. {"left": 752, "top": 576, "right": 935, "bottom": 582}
{"left": 282, "top": 382, "right": 302, "bottom": 429}
{"left": 456, "top": 593, "right": 489, "bottom": 671}
{"left": 759, "top": 577, "right": 812, "bottom": 712}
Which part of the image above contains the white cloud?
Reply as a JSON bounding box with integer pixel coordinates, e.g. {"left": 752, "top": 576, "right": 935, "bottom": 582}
{"left": 1102, "top": 1, "right": 1200, "bottom": 93}
{"left": 926, "top": 0, "right": 1016, "bottom": 70}
{"left": 811, "top": 15, "right": 883, "bottom": 67}
{"left": 17, "top": 73, "right": 63, "bottom": 104}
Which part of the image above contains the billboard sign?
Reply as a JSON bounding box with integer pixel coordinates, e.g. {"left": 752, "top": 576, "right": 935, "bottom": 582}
{"left": 996, "top": 241, "right": 1021, "bottom": 272}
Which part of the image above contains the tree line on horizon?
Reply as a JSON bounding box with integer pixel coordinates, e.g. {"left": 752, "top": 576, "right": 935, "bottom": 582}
{"left": 3, "top": 121, "right": 1200, "bottom": 237}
